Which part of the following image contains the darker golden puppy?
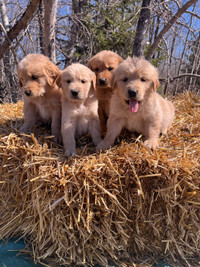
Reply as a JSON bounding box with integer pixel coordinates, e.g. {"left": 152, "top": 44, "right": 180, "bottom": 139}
{"left": 97, "top": 56, "right": 175, "bottom": 151}
{"left": 88, "top": 50, "right": 123, "bottom": 135}
{"left": 17, "top": 54, "right": 62, "bottom": 144}
{"left": 59, "top": 63, "right": 101, "bottom": 156}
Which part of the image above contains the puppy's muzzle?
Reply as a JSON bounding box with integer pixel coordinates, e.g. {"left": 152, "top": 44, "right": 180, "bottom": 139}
{"left": 99, "top": 78, "right": 107, "bottom": 86}
{"left": 71, "top": 90, "right": 79, "bottom": 98}
{"left": 128, "top": 89, "right": 138, "bottom": 98}
{"left": 24, "top": 90, "right": 32, "bottom": 97}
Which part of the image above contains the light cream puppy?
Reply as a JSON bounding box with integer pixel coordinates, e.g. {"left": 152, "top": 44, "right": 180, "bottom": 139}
{"left": 97, "top": 57, "right": 175, "bottom": 151}
{"left": 17, "top": 54, "right": 62, "bottom": 144}
{"left": 59, "top": 63, "right": 102, "bottom": 156}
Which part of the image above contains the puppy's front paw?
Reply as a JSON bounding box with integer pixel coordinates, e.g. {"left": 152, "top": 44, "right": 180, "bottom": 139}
{"left": 96, "top": 141, "right": 109, "bottom": 151}
{"left": 144, "top": 139, "right": 159, "bottom": 149}
{"left": 64, "top": 148, "right": 77, "bottom": 157}
{"left": 93, "top": 136, "right": 102, "bottom": 146}
{"left": 52, "top": 131, "right": 62, "bottom": 145}
{"left": 19, "top": 125, "right": 32, "bottom": 133}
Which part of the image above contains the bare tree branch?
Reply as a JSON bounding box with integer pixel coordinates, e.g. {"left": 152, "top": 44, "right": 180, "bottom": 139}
{"left": 146, "top": 0, "right": 198, "bottom": 60}
{"left": 160, "top": 73, "right": 200, "bottom": 82}
{"left": 0, "top": 0, "right": 40, "bottom": 59}
{"left": 185, "top": 10, "right": 200, "bottom": 20}
{"left": 0, "top": 22, "right": 18, "bottom": 65}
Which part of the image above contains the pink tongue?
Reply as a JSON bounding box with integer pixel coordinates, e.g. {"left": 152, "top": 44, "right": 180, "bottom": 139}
{"left": 129, "top": 99, "right": 138, "bottom": 112}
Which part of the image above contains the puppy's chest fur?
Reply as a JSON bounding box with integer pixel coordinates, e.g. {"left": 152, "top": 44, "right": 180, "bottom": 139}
{"left": 75, "top": 104, "right": 91, "bottom": 133}
{"left": 37, "top": 103, "right": 51, "bottom": 121}
{"left": 30, "top": 98, "right": 52, "bottom": 122}
{"left": 125, "top": 111, "right": 145, "bottom": 133}
{"left": 96, "top": 87, "right": 113, "bottom": 101}
{"left": 64, "top": 98, "right": 98, "bottom": 138}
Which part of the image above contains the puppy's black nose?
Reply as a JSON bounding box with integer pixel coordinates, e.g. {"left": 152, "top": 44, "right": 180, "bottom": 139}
{"left": 25, "top": 90, "right": 31, "bottom": 96}
{"left": 99, "top": 78, "right": 107, "bottom": 86}
{"left": 128, "top": 89, "right": 138, "bottom": 98}
{"left": 71, "top": 90, "right": 79, "bottom": 97}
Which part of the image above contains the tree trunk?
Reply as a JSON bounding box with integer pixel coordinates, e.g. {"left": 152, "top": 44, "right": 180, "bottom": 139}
{"left": 38, "top": 0, "right": 45, "bottom": 54}
{"left": 65, "top": 0, "right": 88, "bottom": 65}
{"left": 174, "top": 3, "right": 196, "bottom": 94}
{"left": 0, "top": 0, "right": 40, "bottom": 59}
{"left": 188, "top": 40, "right": 200, "bottom": 91}
{"left": 43, "top": 0, "right": 58, "bottom": 63}
{"left": 0, "top": 0, "right": 9, "bottom": 31}
{"left": 0, "top": 28, "right": 5, "bottom": 102}
{"left": 0, "top": 0, "right": 17, "bottom": 102}
{"left": 132, "top": 0, "right": 151, "bottom": 57}
{"left": 146, "top": 0, "right": 198, "bottom": 60}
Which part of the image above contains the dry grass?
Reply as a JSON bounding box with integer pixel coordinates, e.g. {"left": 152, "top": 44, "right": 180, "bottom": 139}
{"left": 0, "top": 92, "right": 200, "bottom": 267}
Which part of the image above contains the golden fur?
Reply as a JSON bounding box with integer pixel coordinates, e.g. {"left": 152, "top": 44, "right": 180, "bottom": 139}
{"left": 17, "top": 54, "right": 62, "bottom": 144}
{"left": 88, "top": 50, "right": 123, "bottom": 135}
{"left": 59, "top": 63, "right": 101, "bottom": 156}
{"left": 97, "top": 56, "right": 175, "bottom": 151}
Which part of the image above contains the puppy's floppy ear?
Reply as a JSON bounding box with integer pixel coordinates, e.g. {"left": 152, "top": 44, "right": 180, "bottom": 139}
{"left": 117, "top": 55, "right": 123, "bottom": 64}
{"left": 44, "top": 62, "right": 61, "bottom": 86}
{"left": 153, "top": 69, "right": 160, "bottom": 91}
{"left": 18, "top": 78, "right": 23, "bottom": 87}
{"left": 88, "top": 58, "right": 94, "bottom": 70}
{"left": 89, "top": 70, "right": 96, "bottom": 94}
{"left": 153, "top": 77, "right": 160, "bottom": 91}
{"left": 55, "top": 74, "right": 62, "bottom": 89}
{"left": 17, "top": 68, "right": 23, "bottom": 87}
{"left": 111, "top": 69, "right": 117, "bottom": 90}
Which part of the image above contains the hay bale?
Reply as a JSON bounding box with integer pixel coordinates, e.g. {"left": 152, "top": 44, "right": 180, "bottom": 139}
{"left": 0, "top": 92, "right": 200, "bottom": 267}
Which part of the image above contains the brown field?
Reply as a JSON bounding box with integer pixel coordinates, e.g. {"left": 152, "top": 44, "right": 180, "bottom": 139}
{"left": 0, "top": 92, "right": 199, "bottom": 267}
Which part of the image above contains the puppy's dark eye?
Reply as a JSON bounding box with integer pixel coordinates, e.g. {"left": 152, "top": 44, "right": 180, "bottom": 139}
{"left": 32, "top": 75, "right": 38, "bottom": 80}
{"left": 81, "top": 80, "right": 86, "bottom": 83}
{"left": 141, "top": 77, "right": 146, "bottom": 82}
{"left": 66, "top": 80, "right": 71, "bottom": 84}
{"left": 94, "top": 68, "right": 99, "bottom": 72}
{"left": 123, "top": 77, "right": 128, "bottom": 82}
{"left": 108, "top": 67, "right": 113, "bottom": 71}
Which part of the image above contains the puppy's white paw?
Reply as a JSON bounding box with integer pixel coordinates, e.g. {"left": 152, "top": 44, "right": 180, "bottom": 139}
{"left": 64, "top": 148, "right": 77, "bottom": 157}
{"left": 144, "top": 139, "right": 159, "bottom": 149}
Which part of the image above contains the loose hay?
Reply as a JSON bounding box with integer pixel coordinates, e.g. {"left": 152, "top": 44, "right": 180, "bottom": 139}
{"left": 0, "top": 92, "right": 200, "bottom": 267}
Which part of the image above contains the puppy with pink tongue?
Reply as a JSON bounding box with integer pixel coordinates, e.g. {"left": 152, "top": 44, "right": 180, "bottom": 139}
{"left": 96, "top": 57, "right": 175, "bottom": 151}
{"left": 129, "top": 99, "right": 139, "bottom": 113}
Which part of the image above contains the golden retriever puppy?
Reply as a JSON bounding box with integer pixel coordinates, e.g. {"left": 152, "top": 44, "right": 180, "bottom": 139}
{"left": 59, "top": 63, "right": 102, "bottom": 156}
{"left": 88, "top": 50, "right": 123, "bottom": 135}
{"left": 97, "top": 57, "right": 175, "bottom": 151}
{"left": 17, "top": 54, "right": 62, "bottom": 144}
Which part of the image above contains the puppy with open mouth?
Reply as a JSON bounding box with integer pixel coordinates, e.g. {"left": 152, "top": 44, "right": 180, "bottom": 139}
{"left": 96, "top": 57, "right": 175, "bottom": 151}
{"left": 59, "top": 63, "right": 102, "bottom": 156}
